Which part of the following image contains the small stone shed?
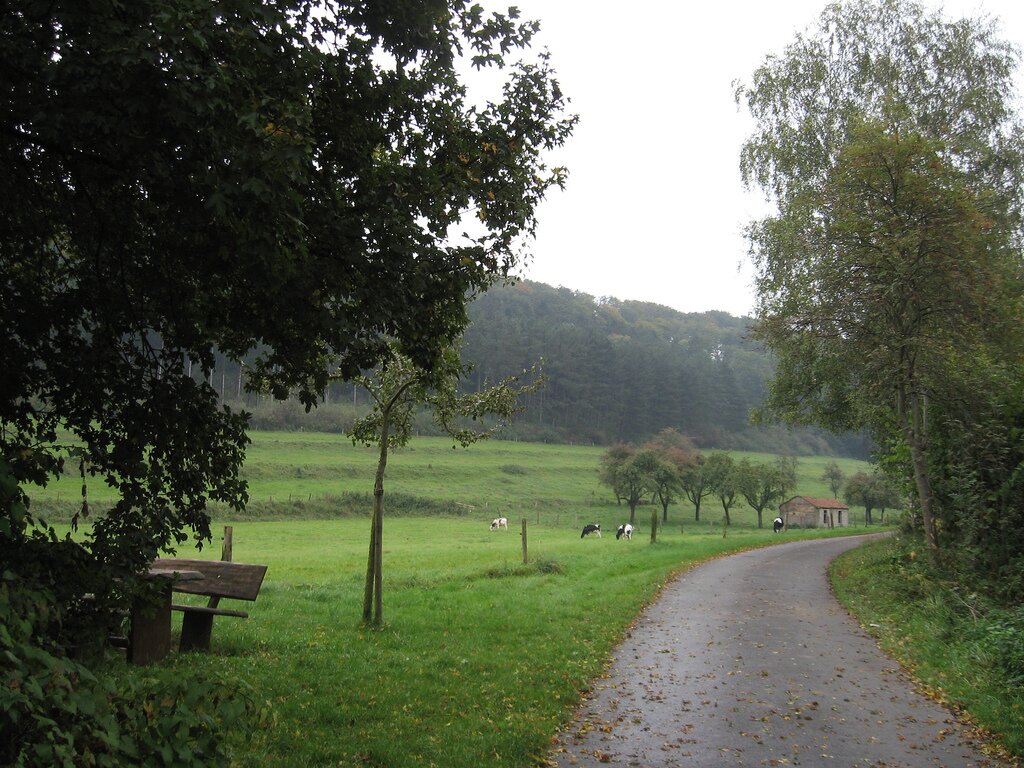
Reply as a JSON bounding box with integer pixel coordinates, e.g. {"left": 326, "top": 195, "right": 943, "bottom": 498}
{"left": 779, "top": 496, "right": 850, "bottom": 528}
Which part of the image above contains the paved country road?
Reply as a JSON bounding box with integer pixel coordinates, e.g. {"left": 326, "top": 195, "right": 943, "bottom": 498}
{"left": 550, "top": 534, "right": 1014, "bottom": 768}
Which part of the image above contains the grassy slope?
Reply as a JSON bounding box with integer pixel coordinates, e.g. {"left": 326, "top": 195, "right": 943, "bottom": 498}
{"left": 37, "top": 432, "right": 870, "bottom": 527}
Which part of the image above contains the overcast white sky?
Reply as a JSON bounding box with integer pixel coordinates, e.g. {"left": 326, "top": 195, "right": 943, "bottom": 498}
{"left": 497, "top": 0, "right": 1024, "bottom": 318}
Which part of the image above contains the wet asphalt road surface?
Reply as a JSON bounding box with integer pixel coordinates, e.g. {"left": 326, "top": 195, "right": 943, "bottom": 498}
{"left": 549, "top": 534, "right": 1012, "bottom": 767}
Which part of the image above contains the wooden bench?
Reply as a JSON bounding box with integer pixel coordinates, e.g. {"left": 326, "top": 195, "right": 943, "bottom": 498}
{"left": 153, "top": 558, "right": 268, "bottom": 653}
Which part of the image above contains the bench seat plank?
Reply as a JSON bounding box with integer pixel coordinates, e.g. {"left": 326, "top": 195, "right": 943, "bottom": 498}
{"left": 153, "top": 558, "right": 267, "bottom": 601}
{"left": 171, "top": 604, "right": 249, "bottom": 619}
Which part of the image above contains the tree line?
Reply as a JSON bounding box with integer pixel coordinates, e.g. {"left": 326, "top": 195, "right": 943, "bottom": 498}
{"left": 597, "top": 429, "right": 799, "bottom": 529}
{"left": 600, "top": 434, "right": 904, "bottom": 530}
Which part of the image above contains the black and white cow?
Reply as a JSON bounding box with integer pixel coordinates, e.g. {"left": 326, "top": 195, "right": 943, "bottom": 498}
{"left": 490, "top": 517, "right": 508, "bottom": 531}
{"left": 773, "top": 516, "right": 784, "bottom": 533}
{"left": 581, "top": 523, "right": 602, "bottom": 538}
{"left": 615, "top": 523, "right": 633, "bottom": 540}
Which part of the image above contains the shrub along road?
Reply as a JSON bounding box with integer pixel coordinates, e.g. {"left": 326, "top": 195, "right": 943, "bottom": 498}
{"left": 549, "top": 534, "right": 1012, "bottom": 767}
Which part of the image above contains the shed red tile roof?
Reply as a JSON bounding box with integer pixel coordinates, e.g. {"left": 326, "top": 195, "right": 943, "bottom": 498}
{"left": 789, "top": 496, "right": 849, "bottom": 510}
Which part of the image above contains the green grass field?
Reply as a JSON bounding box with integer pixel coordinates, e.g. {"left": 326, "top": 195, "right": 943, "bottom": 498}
{"left": 41, "top": 433, "right": 882, "bottom": 766}
{"left": 37, "top": 431, "right": 874, "bottom": 529}
{"left": 146, "top": 519, "right": 864, "bottom": 768}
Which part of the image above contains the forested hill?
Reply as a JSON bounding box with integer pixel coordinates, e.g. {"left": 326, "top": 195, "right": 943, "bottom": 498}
{"left": 461, "top": 280, "right": 868, "bottom": 457}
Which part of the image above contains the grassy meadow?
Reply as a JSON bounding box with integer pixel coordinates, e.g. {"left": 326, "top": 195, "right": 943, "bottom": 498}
{"left": 40, "top": 433, "right": 881, "bottom": 767}
{"left": 36, "top": 431, "right": 873, "bottom": 529}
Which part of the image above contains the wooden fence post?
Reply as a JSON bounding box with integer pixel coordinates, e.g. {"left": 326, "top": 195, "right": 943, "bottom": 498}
{"left": 521, "top": 519, "right": 528, "bottom": 565}
{"left": 650, "top": 510, "right": 658, "bottom": 543}
{"left": 208, "top": 526, "right": 234, "bottom": 610}
{"left": 221, "top": 526, "right": 233, "bottom": 562}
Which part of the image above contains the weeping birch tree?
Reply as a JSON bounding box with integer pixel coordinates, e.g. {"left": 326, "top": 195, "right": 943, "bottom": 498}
{"left": 735, "top": 0, "right": 1024, "bottom": 562}
{"left": 348, "top": 343, "right": 541, "bottom": 627}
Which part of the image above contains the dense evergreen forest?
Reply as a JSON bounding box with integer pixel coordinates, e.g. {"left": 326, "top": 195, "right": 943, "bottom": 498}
{"left": 218, "top": 280, "right": 867, "bottom": 458}
{"left": 460, "top": 281, "right": 867, "bottom": 456}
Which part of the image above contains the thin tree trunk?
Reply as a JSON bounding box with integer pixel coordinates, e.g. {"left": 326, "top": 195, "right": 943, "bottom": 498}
{"left": 362, "top": 508, "right": 378, "bottom": 623}
{"left": 363, "top": 417, "right": 391, "bottom": 626}
{"left": 898, "top": 385, "right": 940, "bottom": 560}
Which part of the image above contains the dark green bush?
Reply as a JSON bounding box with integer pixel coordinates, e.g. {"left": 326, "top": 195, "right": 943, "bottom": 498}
{"left": 1, "top": 571, "right": 260, "bottom": 767}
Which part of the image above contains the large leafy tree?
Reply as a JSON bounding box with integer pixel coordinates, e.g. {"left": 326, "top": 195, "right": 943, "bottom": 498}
{"left": 736, "top": 0, "right": 1024, "bottom": 561}
{"left": 2, "top": 0, "right": 574, "bottom": 638}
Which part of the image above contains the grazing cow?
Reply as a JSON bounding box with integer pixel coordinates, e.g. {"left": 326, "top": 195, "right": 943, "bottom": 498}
{"left": 581, "top": 523, "right": 602, "bottom": 538}
{"left": 615, "top": 523, "right": 633, "bottom": 540}
{"left": 773, "top": 516, "right": 784, "bottom": 533}
{"left": 490, "top": 517, "right": 508, "bottom": 531}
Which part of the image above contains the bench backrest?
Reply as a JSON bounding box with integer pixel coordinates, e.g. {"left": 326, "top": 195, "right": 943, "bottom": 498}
{"left": 153, "top": 558, "right": 268, "bottom": 601}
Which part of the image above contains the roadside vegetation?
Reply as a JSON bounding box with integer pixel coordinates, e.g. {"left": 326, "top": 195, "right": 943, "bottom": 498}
{"left": 832, "top": 535, "right": 1024, "bottom": 762}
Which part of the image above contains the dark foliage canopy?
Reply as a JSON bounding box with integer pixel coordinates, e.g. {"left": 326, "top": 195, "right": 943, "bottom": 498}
{"left": 0, "top": 0, "right": 574, "bottom": 658}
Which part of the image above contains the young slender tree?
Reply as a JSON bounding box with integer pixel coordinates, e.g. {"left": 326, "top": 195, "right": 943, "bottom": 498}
{"left": 349, "top": 344, "right": 541, "bottom": 627}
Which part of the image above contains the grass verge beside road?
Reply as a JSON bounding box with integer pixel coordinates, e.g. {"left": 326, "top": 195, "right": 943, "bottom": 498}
{"left": 831, "top": 535, "right": 1024, "bottom": 763}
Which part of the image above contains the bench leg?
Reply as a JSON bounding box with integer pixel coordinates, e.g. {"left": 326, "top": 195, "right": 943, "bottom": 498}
{"left": 179, "top": 611, "right": 215, "bottom": 652}
{"left": 128, "top": 586, "right": 172, "bottom": 665}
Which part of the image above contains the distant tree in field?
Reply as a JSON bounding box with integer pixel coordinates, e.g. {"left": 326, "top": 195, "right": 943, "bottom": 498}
{"left": 844, "top": 473, "right": 876, "bottom": 524}
{"left": 619, "top": 451, "right": 664, "bottom": 526}
{"left": 704, "top": 452, "right": 740, "bottom": 526}
{"left": 646, "top": 428, "right": 698, "bottom": 454}
{"left": 649, "top": 458, "right": 683, "bottom": 524}
{"left": 737, "top": 0, "right": 1024, "bottom": 564}
{"left": 822, "top": 462, "right": 846, "bottom": 499}
{"left": 599, "top": 443, "right": 635, "bottom": 505}
{"left": 737, "top": 459, "right": 795, "bottom": 529}
{"left": 873, "top": 476, "right": 904, "bottom": 524}
{"left": 644, "top": 428, "right": 698, "bottom": 522}
{"left": 350, "top": 344, "right": 540, "bottom": 627}
{"left": 679, "top": 456, "right": 714, "bottom": 523}
{"left": 844, "top": 471, "right": 903, "bottom": 525}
